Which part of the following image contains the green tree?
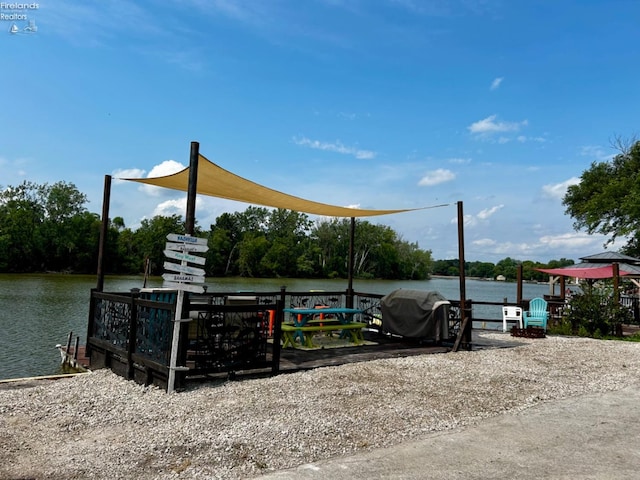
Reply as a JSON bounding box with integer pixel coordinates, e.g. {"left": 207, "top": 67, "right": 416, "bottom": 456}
{"left": 40, "top": 182, "right": 91, "bottom": 271}
{"left": 238, "top": 233, "right": 269, "bottom": 277}
{"left": 494, "top": 257, "right": 520, "bottom": 281}
{"left": 207, "top": 212, "right": 244, "bottom": 276}
{"left": 467, "top": 261, "right": 495, "bottom": 279}
{"left": 396, "top": 240, "right": 432, "bottom": 280}
{"left": 563, "top": 140, "right": 640, "bottom": 256}
{"left": 261, "top": 209, "right": 313, "bottom": 277}
{"left": 133, "top": 215, "right": 190, "bottom": 275}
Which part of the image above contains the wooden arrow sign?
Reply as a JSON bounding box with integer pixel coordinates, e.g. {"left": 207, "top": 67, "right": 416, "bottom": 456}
{"left": 165, "top": 241, "right": 209, "bottom": 253}
{"left": 163, "top": 261, "right": 205, "bottom": 277}
{"left": 163, "top": 249, "right": 206, "bottom": 265}
{"left": 166, "top": 233, "right": 208, "bottom": 246}
{"left": 162, "top": 273, "right": 206, "bottom": 284}
{"left": 162, "top": 281, "right": 205, "bottom": 294}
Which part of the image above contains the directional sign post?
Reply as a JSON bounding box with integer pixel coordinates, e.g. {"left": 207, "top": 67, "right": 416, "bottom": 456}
{"left": 164, "top": 233, "right": 208, "bottom": 393}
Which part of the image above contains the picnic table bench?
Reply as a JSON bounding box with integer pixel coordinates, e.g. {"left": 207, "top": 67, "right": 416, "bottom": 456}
{"left": 281, "top": 307, "right": 365, "bottom": 348}
{"left": 281, "top": 322, "right": 367, "bottom": 348}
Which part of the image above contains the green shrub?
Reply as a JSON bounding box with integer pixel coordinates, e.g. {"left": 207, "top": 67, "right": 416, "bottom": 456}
{"left": 563, "top": 287, "right": 633, "bottom": 337}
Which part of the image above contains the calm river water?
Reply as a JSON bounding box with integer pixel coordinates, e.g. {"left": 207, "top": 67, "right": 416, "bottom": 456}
{"left": 0, "top": 274, "right": 553, "bottom": 380}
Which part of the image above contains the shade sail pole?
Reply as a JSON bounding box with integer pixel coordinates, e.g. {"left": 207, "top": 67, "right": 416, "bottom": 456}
{"left": 169, "top": 141, "right": 199, "bottom": 394}
{"left": 453, "top": 201, "right": 470, "bottom": 351}
{"left": 96, "top": 174, "right": 112, "bottom": 292}
{"left": 185, "top": 141, "right": 199, "bottom": 235}
{"left": 346, "top": 217, "right": 355, "bottom": 308}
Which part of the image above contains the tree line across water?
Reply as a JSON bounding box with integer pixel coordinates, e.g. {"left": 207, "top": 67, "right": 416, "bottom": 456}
{"left": 3, "top": 139, "right": 638, "bottom": 277}
{"left": 1, "top": 180, "right": 578, "bottom": 280}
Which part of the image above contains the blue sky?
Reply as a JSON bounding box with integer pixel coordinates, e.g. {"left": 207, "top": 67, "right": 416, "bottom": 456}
{"left": 2, "top": 0, "right": 639, "bottom": 263}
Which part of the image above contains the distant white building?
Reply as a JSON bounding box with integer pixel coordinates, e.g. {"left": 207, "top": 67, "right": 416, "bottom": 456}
{"left": 496, "top": 274, "right": 506, "bottom": 281}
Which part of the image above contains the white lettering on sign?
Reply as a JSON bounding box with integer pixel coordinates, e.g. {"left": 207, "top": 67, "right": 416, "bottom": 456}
{"left": 162, "top": 273, "right": 206, "bottom": 284}
{"left": 163, "top": 249, "right": 206, "bottom": 265}
{"left": 165, "top": 241, "right": 209, "bottom": 253}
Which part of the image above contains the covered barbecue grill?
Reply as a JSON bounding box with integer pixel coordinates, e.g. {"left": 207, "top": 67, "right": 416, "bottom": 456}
{"left": 380, "top": 289, "right": 450, "bottom": 341}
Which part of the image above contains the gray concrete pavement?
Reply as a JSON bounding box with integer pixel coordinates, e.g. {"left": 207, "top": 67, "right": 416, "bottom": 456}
{"left": 258, "top": 385, "right": 640, "bottom": 479}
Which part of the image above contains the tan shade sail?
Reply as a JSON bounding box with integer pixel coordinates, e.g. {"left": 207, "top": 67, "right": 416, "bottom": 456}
{"left": 123, "top": 154, "right": 440, "bottom": 218}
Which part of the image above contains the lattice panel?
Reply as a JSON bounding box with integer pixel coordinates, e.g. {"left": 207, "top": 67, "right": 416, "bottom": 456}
{"left": 189, "top": 309, "right": 271, "bottom": 373}
{"left": 92, "top": 298, "right": 131, "bottom": 348}
{"left": 135, "top": 304, "right": 174, "bottom": 364}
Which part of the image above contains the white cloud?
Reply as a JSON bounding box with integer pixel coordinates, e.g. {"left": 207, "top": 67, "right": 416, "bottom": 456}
{"left": 146, "top": 159, "right": 183, "bottom": 176}
{"left": 292, "top": 136, "right": 376, "bottom": 160}
{"left": 451, "top": 214, "right": 477, "bottom": 227}
{"left": 472, "top": 238, "right": 497, "bottom": 247}
{"left": 447, "top": 157, "right": 471, "bottom": 164}
{"left": 468, "top": 231, "right": 613, "bottom": 261}
{"left": 477, "top": 204, "right": 504, "bottom": 220}
{"left": 490, "top": 77, "right": 503, "bottom": 90}
{"left": 153, "top": 198, "right": 186, "bottom": 217}
{"left": 542, "top": 177, "right": 580, "bottom": 201}
{"left": 115, "top": 160, "right": 185, "bottom": 196}
{"left": 418, "top": 168, "right": 455, "bottom": 186}
{"left": 580, "top": 145, "right": 614, "bottom": 162}
{"left": 112, "top": 167, "right": 146, "bottom": 183}
{"left": 468, "top": 115, "right": 528, "bottom": 137}
{"left": 450, "top": 205, "right": 503, "bottom": 229}
{"left": 538, "top": 232, "right": 603, "bottom": 249}
{"left": 518, "top": 135, "right": 547, "bottom": 143}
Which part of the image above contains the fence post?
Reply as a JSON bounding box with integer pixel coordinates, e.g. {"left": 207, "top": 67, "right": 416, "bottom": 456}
{"left": 271, "top": 300, "right": 284, "bottom": 375}
{"left": 86, "top": 289, "right": 97, "bottom": 357}
{"left": 127, "top": 291, "right": 139, "bottom": 380}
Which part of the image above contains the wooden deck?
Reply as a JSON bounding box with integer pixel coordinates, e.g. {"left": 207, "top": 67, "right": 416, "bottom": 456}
{"left": 275, "top": 329, "right": 522, "bottom": 373}
{"left": 58, "top": 344, "right": 90, "bottom": 372}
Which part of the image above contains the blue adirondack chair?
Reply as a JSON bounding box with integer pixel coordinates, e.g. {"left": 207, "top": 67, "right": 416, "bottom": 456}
{"left": 523, "top": 297, "right": 549, "bottom": 330}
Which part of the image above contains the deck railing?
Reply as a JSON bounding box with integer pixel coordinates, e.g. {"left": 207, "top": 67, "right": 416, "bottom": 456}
{"left": 86, "top": 287, "right": 480, "bottom": 390}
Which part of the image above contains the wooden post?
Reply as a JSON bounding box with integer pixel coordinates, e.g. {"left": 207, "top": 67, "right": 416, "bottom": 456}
{"left": 127, "top": 292, "right": 139, "bottom": 380}
{"left": 516, "top": 264, "right": 523, "bottom": 305}
{"left": 96, "top": 175, "right": 111, "bottom": 292}
{"left": 169, "top": 141, "right": 200, "bottom": 393}
{"left": 65, "top": 332, "right": 73, "bottom": 364}
{"left": 73, "top": 336, "right": 80, "bottom": 364}
{"left": 453, "top": 201, "right": 470, "bottom": 351}
{"left": 271, "top": 299, "right": 284, "bottom": 375}
{"left": 613, "top": 262, "right": 620, "bottom": 304}
{"left": 185, "top": 141, "right": 199, "bottom": 235}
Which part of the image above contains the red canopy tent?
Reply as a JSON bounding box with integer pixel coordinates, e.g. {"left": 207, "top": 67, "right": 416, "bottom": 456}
{"left": 536, "top": 264, "right": 632, "bottom": 279}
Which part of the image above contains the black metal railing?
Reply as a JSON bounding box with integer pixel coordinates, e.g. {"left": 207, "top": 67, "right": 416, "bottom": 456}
{"left": 87, "top": 286, "right": 478, "bottom": 390}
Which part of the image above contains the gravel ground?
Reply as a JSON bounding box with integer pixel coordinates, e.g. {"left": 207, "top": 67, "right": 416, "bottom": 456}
{"left": 1, "top": 333, "right": 640, "bottom": 479}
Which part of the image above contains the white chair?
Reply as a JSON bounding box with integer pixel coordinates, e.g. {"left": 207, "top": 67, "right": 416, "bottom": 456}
{"left": 502, "top": 306, "right": 523, "bottom": 332}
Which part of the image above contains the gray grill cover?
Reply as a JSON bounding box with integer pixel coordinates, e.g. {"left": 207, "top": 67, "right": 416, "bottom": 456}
{"left": 380, "top": 289, "right": 450, "bottom": 340}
